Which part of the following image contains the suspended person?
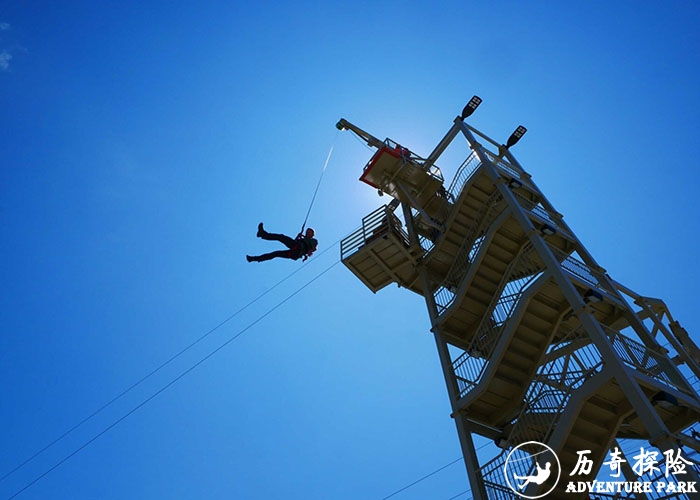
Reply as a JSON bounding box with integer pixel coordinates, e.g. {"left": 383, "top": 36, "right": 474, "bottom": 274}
{"left": 246, "top": 223, "right": 318, "bottom": 263}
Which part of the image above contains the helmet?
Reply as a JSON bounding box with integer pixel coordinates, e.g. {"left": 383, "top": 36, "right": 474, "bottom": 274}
{"left": 306, "top": 228, "right": 315, "bottom": 237}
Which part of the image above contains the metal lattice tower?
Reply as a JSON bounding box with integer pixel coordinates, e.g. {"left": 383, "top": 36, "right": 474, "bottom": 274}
{"left": 337, "top": 101, "right": 700, "bottom": 499}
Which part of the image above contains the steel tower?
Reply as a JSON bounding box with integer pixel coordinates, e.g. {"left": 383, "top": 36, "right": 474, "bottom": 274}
{"left": 337, "top": 100, "right": 700, "bottom": 499}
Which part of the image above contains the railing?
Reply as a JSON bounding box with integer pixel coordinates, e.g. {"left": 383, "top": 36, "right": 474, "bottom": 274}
{"left": 340, "top": 204, "right": 407, "bottom": 260}
{"left": 446, "top": 151, "right": 482, "bottom": 199}
{"left": 547, "top": 245, "right": 621, "bottom": 302}
{"left": 481, "top": 441, "right": 558, "bottom": 500}
{"left": 513, "top": 191, "right": 557, "bottom": 223}
{"left": 433, "top": 191, "right": 505, "bottom": 313}
{"left": 483, "top": 149, "right": 524, "bottom": 181}
{"left": 689, "top": 374, "right": 700, "bottom": 394}
{"left": 480, "top": 326, "right": 695, "bottom": 494}
{"left": 483, "top": 479, "right": 519, "bottom": 500}
{"left": 477, "top": 325, "right": 698, "bottom": 498}
{"left": 509, "top": 328, "right": 605, "bottom": 442}
{"left": 408, "top": 152, "right": 481, "bottom": 251}
{"left": 512, "top": 191, "right": 574, "bottom": 241}
{"left": 602, "top": 325, "right": 695, "bottom": 396}
{"left": 452, "top": 244, "right": 545, "bottom": 398}
{"left": 445, "top": 149, "right": 530, "bottom": 202}
{"left": 481, "top": 328, "right": 605, "bottom": 497}
{"left": 413, "top": 152, "right": 485, "bottom": 255}
{"left": 484, "top": 477, "right": 522, "bottom": 500}
{"left": 364, "top": 138, "right": 444, "bottom": 182}
{"left": 414, "top": 203, "right": 450, "bottom": 253}
{"left": 453, "top": 317, "right": 498, "bottom": 395}
{"left": 491, "top": 271, "right": 543, "bottom": 326}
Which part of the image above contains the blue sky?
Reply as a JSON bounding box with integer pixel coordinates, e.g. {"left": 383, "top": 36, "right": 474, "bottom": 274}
{"left": 1, "top": 2, "right": 699, "bottom": 499}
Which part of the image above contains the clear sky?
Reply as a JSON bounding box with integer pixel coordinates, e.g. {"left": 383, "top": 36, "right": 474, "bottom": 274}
{"left": 1, "top": 2, "right": 699, "bottom": 499}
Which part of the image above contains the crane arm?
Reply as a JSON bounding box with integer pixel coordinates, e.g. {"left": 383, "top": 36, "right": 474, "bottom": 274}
{"left": 336, "top": 118, "right": 386, "bottom": 150}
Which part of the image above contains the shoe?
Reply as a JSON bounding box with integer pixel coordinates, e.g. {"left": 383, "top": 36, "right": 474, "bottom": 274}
{"left": 257, "top": 222, "right": 265, "bottom": 238}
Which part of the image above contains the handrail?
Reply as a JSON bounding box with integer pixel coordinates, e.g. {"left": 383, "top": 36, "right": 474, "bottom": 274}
{"left": 481, "top": 323, "right": 697, "bottom": 498}
{"left": 547, "top": 245, "right": 621, "bottom": 301}
{"left": 481, "top": 328, "right": 605, "bottom": 496}
{"left": 512, "top": 191, "right": 573, "bottom": 240}
{"left": 509, "top": 329, "right": 605, "bottom": 442}
{"left": 483, "top": 149, "right": 523, "bottom": 181}
{"left": 483, "top": 479, "right": 518, "bottom": 500}
{"left": 446, "top": 151, "right": 482, "bottom": 198}
{"left": 601, "top": 324, "right": 695, "bottom": 396}
{"left": 434, "top": 190, "right": 505, "bottom": 313}
{"left": 340, "top": 205, "right": 406, "bottom": 260}
{"left": 452, "top": 244, "right": 544, "bottom": 398}
{"left": 362, "top": 138, "right": 444, "bottom": 183}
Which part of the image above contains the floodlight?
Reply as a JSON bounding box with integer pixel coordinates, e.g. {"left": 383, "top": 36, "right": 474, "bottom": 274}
{"left": 506, "top": 125, "right": 527, "bottom": 148}
{"left": 460, "top": 95, "right": 483, "bottom": 120}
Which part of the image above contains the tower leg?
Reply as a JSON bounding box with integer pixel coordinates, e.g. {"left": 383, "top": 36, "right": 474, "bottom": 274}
{"left": 432, "top": 327, "right": 487, "bottom": 500}
{"left": 453, "top": 408, "right": 488, "bottom": 500}
{"left": 401, "top": 199, "right": 488, "bottom": 500}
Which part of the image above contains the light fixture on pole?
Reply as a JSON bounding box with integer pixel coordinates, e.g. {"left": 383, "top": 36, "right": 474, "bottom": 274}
{"left": 460, "top": 95, "right": 483, "bottom": 120}
{"left": 506, "top": 125, "right": 527, "bottom": 148}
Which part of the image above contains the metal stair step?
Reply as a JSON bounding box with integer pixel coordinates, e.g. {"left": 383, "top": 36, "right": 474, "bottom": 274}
{"left": 459, "top": 197, "right": 485, "bottom": 215}
{"left": 442, "top": 310, "right": 481, "bottom": 339}
{"left": 441, "top": 314, "right": 471, "bottom": 336}
{"left": 471, "top": 269, "right": 501, "bottom": 289}
{"left": 512, "top": 322, "right": 548, "bottom": 344}
{"left": 527, "top": 295, "right": 561, "bottom": 322}
{"left": 464, "top": 281, "right": 495, "bottom": 304}
{"left": 500, "top": 343, "right": 536, "bottom": 365}
{"left": 472, "top": 265, "right": 503, "bottom": 288}
{"left": 518, "top": 313, "right": 554, "bottom": 333}
{"left": 464, "top": 183, "right": 493, "bottom": 202}
{"left": 443, "top": 229, "right": 469, "bottom": 249}
{"left": 572, "top": 414, "right": 611, "bottom": 436}
{"left": 495, "top": 359, "right": 531, "bottom": 380}
{"left": 480, "top": 253, "right": 510, "bottom": 276}
{"left": 508, "top": 336, "right": 543, "bottom": 357}
{"left": 486, "top": 237, "right": 518, "bottom": 265}
{"left": 589, "top": 386, "right": 626, "bottom": 409}
{"left": 447, "top": 215, "right": 475, "bottom": 236}
{"left": 487, "top": 373, "right": 524, "bottom": 398}
{"left": 566, "top": 432, "right": 606, "bottom": 452}
{"left": 496, "top": 221, "right": 526, "bottom": 246}
{"left": 578, "top": 401, "right": 619, "bottom": 426}
{"left": 467, "top": 398, "right": 503, "bottom": 421}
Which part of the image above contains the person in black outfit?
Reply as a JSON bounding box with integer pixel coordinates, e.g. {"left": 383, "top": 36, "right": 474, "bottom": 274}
{"left": 246, "top": 223, "right": 318, "bottom": 262}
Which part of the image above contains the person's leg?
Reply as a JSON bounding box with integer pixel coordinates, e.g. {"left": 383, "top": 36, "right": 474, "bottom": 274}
{"left": 259, "top": 231, "right": 295, "bottom": 248}
{"left": 257, "top": 222, "right": 296, "bottom": 248}
{"left": 247, "top": 250, "right": 291, "bottom": 262}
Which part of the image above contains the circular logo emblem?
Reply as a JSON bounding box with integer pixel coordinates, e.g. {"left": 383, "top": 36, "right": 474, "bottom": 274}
{"left": 503, "top": 441, "right": 561, "bottom": 498}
